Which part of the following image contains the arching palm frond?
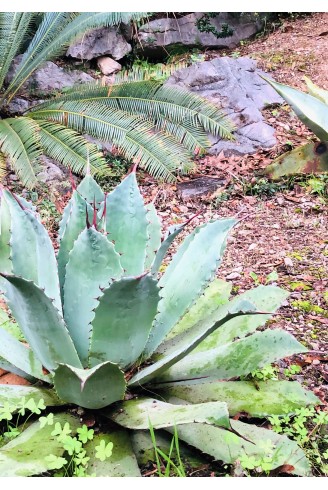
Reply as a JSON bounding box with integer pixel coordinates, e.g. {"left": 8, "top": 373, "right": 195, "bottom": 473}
{"left": 33, "top": 79, "right": 234, "bottom": 138}
{"left": 29, "top": 78, "right": 234, "bottom": 159}
{"left": 0, "top": 12, "right": 37, "bottom": 91}
{"left": 0, "top": 117, "right": 42, "bottom": 188}
{"left": 5, "top": 12, "right": 148, "bottom": 102}
{"left": 37, "top": 120, "right": 108, "bottom": 176}
{"left": 30, "top": 101, "right": 194, "bottom": 181}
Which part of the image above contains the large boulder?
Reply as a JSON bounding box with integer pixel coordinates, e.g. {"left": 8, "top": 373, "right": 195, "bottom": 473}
{"left": 67, "top": 27, "right": 132, "bottom": 61}
{"left": 136, "top": 13, "right": 264, "bottom": 58}
{"left": 165, "top": 57, "right": 283, "bottom": 155}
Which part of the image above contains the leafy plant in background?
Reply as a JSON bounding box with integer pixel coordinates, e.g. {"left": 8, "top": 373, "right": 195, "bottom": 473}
{"left": 263, "top": 77, "right": 328, "bottom": 179}
{"left": 0, "top": 12, "right": 234, "bottom": 188}
{"left": 195, "top": 13, "right": 234, "bottom": 39}
{"left": 0, "top": 170, "right": 319, "bottom": 476}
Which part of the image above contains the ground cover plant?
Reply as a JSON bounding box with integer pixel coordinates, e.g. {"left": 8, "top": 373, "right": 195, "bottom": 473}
{"left": 0, "top": 12, "right": 233, "bottom": 188}
{"left": 0, "top": 168, "right": 320, "bottom": 476}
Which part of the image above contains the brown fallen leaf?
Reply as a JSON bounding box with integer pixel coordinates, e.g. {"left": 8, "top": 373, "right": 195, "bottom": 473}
{"left": 270, "top": 464, "right": 295, "bottom": 476}
{"left": 307, "top": 315, "right": 328, "bottom": 325}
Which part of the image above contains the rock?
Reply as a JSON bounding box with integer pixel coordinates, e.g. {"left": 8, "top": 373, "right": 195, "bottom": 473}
{"left": 67, "top": 27, "right": 132, "bottom": 61}
{"left": 83, "top": 134, "right": 113, "bottom": 153}
{"left": 6, "top": 57, "right": 94, "bottom": 93}
{"left": 226, "top": 272, "right": 241, "bottom": 280}
{"left": 97, "top": 56, "right": 121, "bottom": 75}
{"left": 177, "top": 177, "right": 225, "bottom": 199}
{"left": 6, "top": 97, "right": 30, "bottom": 114}
{"left": 136, "top": 13, "right": 264, "bottom": 58}
{"left": 165, "top": 57, "right": 283, "bottom": 156}
{"left": 37, "top": 156, "right": 71, "bottom": 195}
{"left": 29, "top": 62, "right": 94, "bottom": 92}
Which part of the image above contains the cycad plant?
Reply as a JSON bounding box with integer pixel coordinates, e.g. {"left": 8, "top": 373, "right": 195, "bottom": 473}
{"left": 0, "top": 170, "right": 318, "bottom": 476}
{"left": 0, "top": 12, "right": 234, "bottom": 188}
{"left": 263, "top": 77, "right": 328, "bottom": 178}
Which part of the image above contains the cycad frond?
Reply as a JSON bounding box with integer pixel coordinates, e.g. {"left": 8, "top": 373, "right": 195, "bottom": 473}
{"left": 31, "top": 101, "right": 193, "bottom": 181}
{"left": 5, "top": 12, "right": 148, "bottom": 101}
{"left": 155, "top": 117, "right": 211, "bottom": 154}
{"left": 0, "top": 12, "right": 36, "bottom": 91}
{"left": 37, "top": 120, "right": 108, "bottom": 175}
{"left": 4, "top": 13, "right": 75, "bottom": 101}
{"left": 31, "top": 79, "right": 234, "bottom": 140}
{"left": 0, "top": 117, "right": 42, "bottom": 188}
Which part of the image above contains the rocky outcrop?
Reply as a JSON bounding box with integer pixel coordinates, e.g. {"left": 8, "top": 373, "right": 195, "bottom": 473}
{"left": 67, "top": 27, "right": 132, "bottom": 61}
{"left": 165, "top": 57, "right": 283, "bottom": 155}
{"left": 136, "top": 13, "right": 264, "bottom": 58}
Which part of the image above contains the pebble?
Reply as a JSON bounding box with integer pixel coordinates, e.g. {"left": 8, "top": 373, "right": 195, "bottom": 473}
{"left": 226, "top": 272, "right": 241, "bottom": 280}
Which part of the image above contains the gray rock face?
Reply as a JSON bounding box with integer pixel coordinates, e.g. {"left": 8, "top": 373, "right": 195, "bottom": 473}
{"left": 136, "top": 13, "right": 263, "bottom": 57}
{"left": 166, "top": 57, "right": 283, "bottom": 155}
{"left": 6, "top": 57, "right": 94, "bottom": 93}
{"left": 67, "top": 27, "right": 132, "bottom": 61}
{"left": 7, "top": 97, "right": 30, "bottom": 114}
{"left": 30, "top": 62, "right": 94, "bottom": 92}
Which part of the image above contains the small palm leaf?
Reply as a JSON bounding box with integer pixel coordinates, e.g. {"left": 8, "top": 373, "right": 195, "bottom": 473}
{"left": 37, "top": 120, "right": 107, "bottom": 175}
{"left": 32, "top": 79, "right": 234, "bottom": 141}
{"left": 0, "top": 12, "right": 36, "bottom": 91}
{"left": 30, "top": 102, "right": 193, "bottom": 181}
{"left": 0, "top": 117, "right": 41, "bottom": 188}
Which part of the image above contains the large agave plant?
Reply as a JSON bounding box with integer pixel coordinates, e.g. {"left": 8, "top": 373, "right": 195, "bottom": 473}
{"left": 263, "top": 77, "right": 328, "bottom": 178}
{"left": 0, "top": 12, "right": 233, "bottom": 188}
{"left": 0, "top": 171, "right": 318, "bottom": 476}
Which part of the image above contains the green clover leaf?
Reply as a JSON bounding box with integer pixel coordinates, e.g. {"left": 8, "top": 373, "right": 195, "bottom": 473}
{"left": 51, "top": 422, "right": 72, "bottom": 442}
{"left": 95, "top": 440, "right": 113, "bottom": 462}
{"left": 77, "top": 425, "right": 94, "bottom": 444}
{"left": 45, "top": 454, "right": 68, "bottom": 470}
{"left": 39, "top": 413, "right": 54, "bottom": 428}
{"left": 63, "top": 436, "right": 82, "bottom": 456}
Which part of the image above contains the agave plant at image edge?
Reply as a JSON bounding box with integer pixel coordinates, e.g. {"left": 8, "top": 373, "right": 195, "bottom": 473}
{"left": 0, "top": 12, "right": 234, "bottom": 188}
{"left": 0, "top": 170, "right": 319, "bottom": 476}
{"left": 263, "top": 77, "right": 328, "bottom": 178}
